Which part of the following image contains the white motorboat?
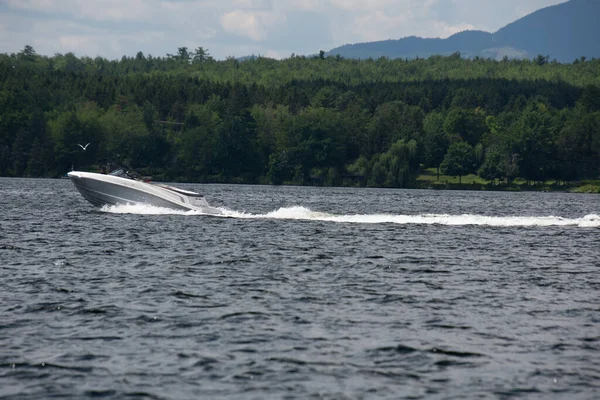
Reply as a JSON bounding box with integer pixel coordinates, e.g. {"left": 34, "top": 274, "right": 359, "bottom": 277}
{"left": 67, "top": 169, "right": 222, "bottom": 214}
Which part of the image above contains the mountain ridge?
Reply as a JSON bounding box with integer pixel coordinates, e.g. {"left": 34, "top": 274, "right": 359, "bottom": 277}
{"left": 326, "top": 0, "right": 600, "bottom": 62}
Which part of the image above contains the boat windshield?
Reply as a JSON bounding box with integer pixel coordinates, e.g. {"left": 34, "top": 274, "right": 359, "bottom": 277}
{"left": 109, "top": 168, "right": 140, "bottom": 180}
{"left": 109, "top": 168, "right": 126, "bottom": 177}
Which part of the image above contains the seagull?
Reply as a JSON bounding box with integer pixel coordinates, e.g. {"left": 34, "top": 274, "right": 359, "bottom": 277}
{"left": 77, "top": 142, "right": 91, "bottom": 150}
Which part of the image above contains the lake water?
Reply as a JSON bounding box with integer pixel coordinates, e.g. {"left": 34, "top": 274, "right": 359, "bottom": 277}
{"left": 1, "top": 177, "right": 599, "bottom": 399}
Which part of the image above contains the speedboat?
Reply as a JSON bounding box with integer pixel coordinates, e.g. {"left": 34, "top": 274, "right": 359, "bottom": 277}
{"left": 67, "top": 169, "right": 222, "bottom": 214}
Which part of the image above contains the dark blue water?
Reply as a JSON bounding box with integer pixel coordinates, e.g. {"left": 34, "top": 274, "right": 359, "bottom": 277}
{"left": 1, "top": 177, "right": 599, "bottom": 399}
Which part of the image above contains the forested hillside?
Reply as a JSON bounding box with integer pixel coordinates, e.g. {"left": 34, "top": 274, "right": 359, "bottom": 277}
{"left": 1, "top": 46, "right": 599, "bottom": 188}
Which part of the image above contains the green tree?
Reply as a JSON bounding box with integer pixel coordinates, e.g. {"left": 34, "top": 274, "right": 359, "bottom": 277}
{"left": 555, "top": 108, "right": 600, "bottom": 180}
{"left": 176, "top": 104, "right": 221, "bottom": 180}
{"left": 212, "top": 114, "right": 261, "bottom": 182}
{"left": 441, "top": 142, "right": 476, "bottom": 183}
{"left": 251, "top": 104, "right": 292, "bottom": 177}
{"left": 534, "top": 54, "right": 549, "bottom": 66}
{"left": 508, "top": 102, "right": 553, "bottom": 183}
{"left": 100, "top": 102, "right": 148, "bottom": 165}
{"left": 366, "top": 101, "right": 423, "bottom": 157}
{"left": 281, "top": 107, "right": 345, "bottom": 184}
{"left": 192, "top": 47, "right": 211, "bottom": 64}
{"left": 168, "top": 47, "right": 191, "bottom": 64}
{"left": 11, "top": 127, "right": 31, "bottom": 176}
{"left": 25, "top": 110, "right": 53, "bottom": 177}
{"left": 579, "top": 85, "right": 600, "bottom": 112}
{"left": 19, "top": 45, "right": 37, "bottom": 62}
{"left": 368, "top": 140, "right": 418, "bottom": 188}
{"left": 49, "top": 111, "right": 83, "bottom": 172}
{"left": 422, "top": 111, "right": 449, "bottom": 180}
{"left": 26, "top": 137, "right": 45, "bottom": 176}
{"left": 478, "top": 146, "right": 508, "bottom": 184}
{"left": 346, "top": 155, "right": 370, "bottom": 186}
{"left": 443, "top": 108, "right": 487, "bottom": 146}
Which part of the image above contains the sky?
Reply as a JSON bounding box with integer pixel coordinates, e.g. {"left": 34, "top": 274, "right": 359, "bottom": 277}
{"left": 0, "top": 0, "right": 567, "bottom": 60}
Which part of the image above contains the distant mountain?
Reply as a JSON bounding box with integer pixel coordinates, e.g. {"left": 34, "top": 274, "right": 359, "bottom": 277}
{"left": 326, "top": 31, "right": 495, "bottom": 60}
{"left": 236, "top": 54, "right": 277, "bottom": 62}
{"left": 327, "top": 0, "right": 600, "bottom": 62}
{"left": 494, "top": 0, "right": 600, "bottom": 62}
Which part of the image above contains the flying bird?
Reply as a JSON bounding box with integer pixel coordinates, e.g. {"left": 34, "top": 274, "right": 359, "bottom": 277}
{"left": 77, "top": 142, "right": 91, "bottom": 150}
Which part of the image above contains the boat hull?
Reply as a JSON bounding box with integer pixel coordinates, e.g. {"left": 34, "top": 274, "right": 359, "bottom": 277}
{"left": 67, "top": 171, "right": 217, "bottom": 213}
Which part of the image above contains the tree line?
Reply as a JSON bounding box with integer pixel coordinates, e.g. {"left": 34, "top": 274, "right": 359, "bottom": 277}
{"left": 1, "top": 46, "right": 599, "bottom": 187}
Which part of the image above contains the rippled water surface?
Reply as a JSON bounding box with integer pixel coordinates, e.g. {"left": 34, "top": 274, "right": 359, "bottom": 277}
{"left": 1, "top": 177, "right": 599, "bottom": 399}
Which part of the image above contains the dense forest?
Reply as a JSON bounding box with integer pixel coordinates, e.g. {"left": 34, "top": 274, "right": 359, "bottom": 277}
{"left": 1, "top": 46, "right": 599, "bottom": 189}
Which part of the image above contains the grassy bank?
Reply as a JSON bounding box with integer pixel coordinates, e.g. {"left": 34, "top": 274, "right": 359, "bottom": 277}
{"left": 417, "top": 168, "right": 600, "bottom": 193}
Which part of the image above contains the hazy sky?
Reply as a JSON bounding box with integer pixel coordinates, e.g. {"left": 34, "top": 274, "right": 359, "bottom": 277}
{"left": 0, "top": 0, "right": 566, "bottom": 60}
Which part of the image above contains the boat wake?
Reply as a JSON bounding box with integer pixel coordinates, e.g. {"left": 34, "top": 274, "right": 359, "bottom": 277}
{"left": 100, "top": 204, "right": 600, "bottom": 228}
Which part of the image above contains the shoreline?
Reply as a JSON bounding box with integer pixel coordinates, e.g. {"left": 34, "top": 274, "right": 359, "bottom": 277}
{"left": 416, "top": 181, "right": 600, "bottom": 194}
{"left": 1, "top": 175, "right": 599, "bottom": 194}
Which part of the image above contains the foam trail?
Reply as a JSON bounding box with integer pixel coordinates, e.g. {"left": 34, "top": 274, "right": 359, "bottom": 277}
{"left": 101, "top": 204, "right": 600, "bottom": 227}
{"left": 223, "top": 207, "right": 600, "bottom": 227}
{"left": 100, "top": 204, "right": 204, "bottom": 215}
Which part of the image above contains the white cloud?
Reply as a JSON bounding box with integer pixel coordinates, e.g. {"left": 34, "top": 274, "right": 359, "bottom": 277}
{"left": 431, "top": 21, "right": 477, "bottom": 37}
{"left": 448, "top": 0, "right": 565, "bottom": 32}
{"left": 328, "top": 0, "right": 440, "bottom": 14}
{"left": 514, "top": 1, "right": 563, "bottom": 18}
{"left": 232, "top": 0, "right": 255, "bottom": 7}
{"left": 352, "top": 11, "right": 411, "bottom": 42}
{"left": 329, "top": 0, "right": 396, "bottom": 12}
{"left": 78, "top": 0, "right": 154, "bottom": 21}
{"left": 220, "top": 9, "right": 284, "bottom": 41}
{"left": 327, "top": 0, "right": 480, "bottom": 45}
{"left": 284, "top": 0, "right": 323, "bottom": 11}
{"left": 265, "top": 49, "right": 282, "bottom": 59}
{"left": 6, "top": 0, "right": 154, "bottom": 21}
{"left": 5, "top": 0, "right": 55, "bottom": 13}
{"left": 58, "top": 35, "right": 90, "bottom": 51}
